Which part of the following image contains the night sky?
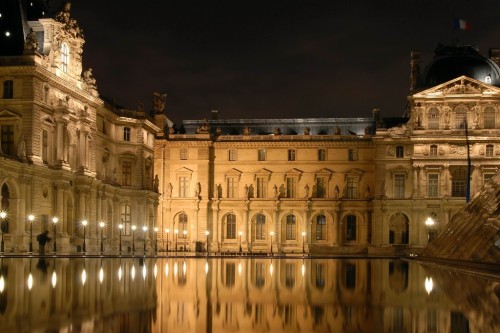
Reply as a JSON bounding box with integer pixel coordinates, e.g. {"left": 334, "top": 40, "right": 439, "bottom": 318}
{"left": 49, "top": 0, "right": 500, "bottom": 124}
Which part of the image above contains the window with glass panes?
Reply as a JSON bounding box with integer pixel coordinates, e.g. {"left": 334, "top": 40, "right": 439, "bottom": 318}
{"left": 228, "top": 149, "right": 237, "bottom": 161}
{"left": 427, "top": 108, "right": 439, "bottom": 129}
{"left": 1, "top": 125, "right": 14, "bottom": 155}
{"left": 346, "top": 176, "right": 358, "bottom": 198}
{"left": 121, "top": 205, "right": 131, "bottom": 235}
{"left": 318, "top": 149, "right": 326, "bottom": 161}
{"left": 226, "top": 214, "right": 236, "bottom": 239}
{"left": 178, "top": 213, "right": 187, "bottom": 238}
{"left": 258, "top": 149, "right": 266, "bottom": 161}
{"left": 255, "top": 214, "right": 266, "bottom": 240}
{"left": 394, "top": 174, "right": 405, "bottom": 198}
{"left": 61, "top": 43, "right": 69, "bottom": 73}
{"left": 455, "top": 108, "right": 467, "bottom": 129}
{"left": 452, "top": 168, "right": 467, "bottom": 197}
{"left": 316, "top": 215, "right": 326, "bottom": 240}
{"left": 348, "top": 148, "right": 358, "bottom": 161}
{"left": 486, "top": 144, "right": 494, "bottom": 157}
{"left": 430, "top": 145, "right": 438, "bottom": 156}
{"left": 346, "top": 215, "right": 356, "bottom": 241}
{"left": 396, "top": 146, "right": 404, "bottom": 158}
{"left": 256, "top": 177, "right": 266, "bottom": 198}
{"left": 121, "top": 161, "right": 132, "bottom": 186}
{"left": 286, "top": 177, "right": 296, "bottom": 198}
{"left": 288, "top": 149, "right": 296, "bottom": 161}
{"left": 179, "top": 176, "right": 189, "bottom": 197}
{"left": 483, "top": 106, "right": 496, "bottom": 129}
{"left": 180, "top": 148, "right": 188, "bottom": 160}
{"left": 285, "top": 215, "right": 296, "bottom": 240}
{"left": 227, "top": 177, "right": 237, "bottom": 198}
{"left": 3, "top": 80, "right": 13, "bottom": 99}
{"left": 123, "top": 127, "right": 131, "bottom": 141}
{"left": 316, "top": 177, "right": 326, "bottom": 198}
{"left": 427, "top": 174, "right": 439, "bottom": 197}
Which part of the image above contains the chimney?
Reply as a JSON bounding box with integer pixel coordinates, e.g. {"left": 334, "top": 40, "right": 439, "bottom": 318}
{"left": 211, "top": 109, "right": 219, "bottom": 120}
{"left": 489, "top": 48, "right": 500, "bottom": 66}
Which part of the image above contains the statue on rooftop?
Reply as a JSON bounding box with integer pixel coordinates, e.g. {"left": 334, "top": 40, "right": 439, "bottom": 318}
{"left": 24, "top": 29, "right": 39, "bottom": 53}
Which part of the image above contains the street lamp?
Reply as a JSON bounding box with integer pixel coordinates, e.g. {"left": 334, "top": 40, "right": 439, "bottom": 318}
{"left": 81, "top": 219, "right": 88, "bottom": 253}
{"left": 302, "top": 231, "right": 306, "bottom": 254}
{"left": 165, "top": 228, "right": 170, "bottom": 252}
{"left": 0, "top": 211, "right": 6, "bottom": 253}
{"left": 205, "top": 230, "right": 210, "bottom": 255}
{"left": 142, "top": 226, "right": 148, "bottom": 254}
{"left": 270, "top": 231, "right": 274, "bottom": 255}
{"left": 52, "top": 217, "right": 58, "bottom": 254}
{"left": 131, "top": 225, "right": 137, "bottom": 254}
{"left": 99, "top": 221, "right": 105, "bottom": 255}
{"left": 174, "top": 229, "right": 178, "bottom": 252}
{"left": 238, "top": 230, "right": 243, "bottom": 253}
{"left": 182, "top": 230, "right": 187, "bottom": 251}
{"left": 425, "top": 217, "right": 435, "bottom": 243}
{"left": 154, "top": 227, "right": 158, "bottom": 254}
{"left": 118, "top": 224, "right": 123, "bottom": 255}
{"left": 28, "top": 214, "right": 35, "bottom": 253}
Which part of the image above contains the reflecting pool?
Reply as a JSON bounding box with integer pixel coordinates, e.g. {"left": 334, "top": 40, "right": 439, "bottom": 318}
{"left": 0, "top": 257, "right": 498, "bottom": 332}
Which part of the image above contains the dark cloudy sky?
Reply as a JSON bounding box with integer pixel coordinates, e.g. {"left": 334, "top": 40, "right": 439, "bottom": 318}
{"left": 50, "top": 0, "right": 500, "bottom": 124}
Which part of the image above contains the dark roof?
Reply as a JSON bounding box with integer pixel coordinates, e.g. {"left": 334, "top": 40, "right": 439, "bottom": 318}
{"left": 420, "top": 44, "right": 500, "bottom": 88}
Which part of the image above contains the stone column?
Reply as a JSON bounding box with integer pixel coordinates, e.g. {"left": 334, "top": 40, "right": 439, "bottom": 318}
{"left": 335, "top": 208, "right": 342, "bottom": 245}
{"left": 56, "top": 121, "right": 64, "bottom": 161}
{"left": 412, "top": 165, "right": 419, "bottom": 197}
{"left": 273, "top": 207, "right": 280, "bottom": 252}
{"left": 243, "top": 204, "right": 249, "bottom": 251}
{"left": 443, "top": 164, "right": 450, "bottom": 197}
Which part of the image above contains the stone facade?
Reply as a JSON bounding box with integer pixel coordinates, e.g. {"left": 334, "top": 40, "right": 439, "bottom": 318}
{"left": 0, "top": 3, "right": 159, "bottom": 253}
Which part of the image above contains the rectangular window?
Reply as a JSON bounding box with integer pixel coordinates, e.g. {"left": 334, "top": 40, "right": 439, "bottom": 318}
{"left": 256, "top": 177, "right": 266, "bottom": 198}
{"left": 42, "top": 129, "right": 48, "bottom": 164}
{"left": 1, "top": 125, "right": 15, "bottom": 156}
{"left": 486, "top": 144, "right": 494, "bottom": 157}
{"left": 123, "top": 127, "right": 131, "bottom": 141}
{"left": 179, "top": 176, "right": 188, "bottom": 197}
{"left": 394, "top": 174, "right": 405, "bottom": 198}
{"left": 428, "top": 174, "right": 439, "bottom": 197}
{"left": 255, "top": 215, "right": 265, "bottom": 240}
{"left": 396, "top": 146, "right": 404, "bottom": 158}
{"left": 121, "top": 161, "right": 132, "bottom": 186}
{"left": 228, "top": 149, "right": 237, "bottom": 161}
{"left": 318, "top": 149, "right": 326, "bottom": 161}
{"left": 455, "top": 112, "right": 467, "bottom": 129}
{"left": 3, "top": 80, "right": 13, "bottom": 99}
{"left": 227, "top": 177, "right": 237, "bottom": 198}
{"left": 348, "top": 149, "right": 358, "bottom": 161}
{"left": 316, "top": 177, "right": 326, "bottom": 198}
{"left": 121, "top": 205, "right": 131, "bottom": 236}
{"left": 288, "top": 149, "right": 296, "bottom": 161}
{"left": 484, "top": 109, "right": 496, "bottom": 129}
{"left": 483, "top": 173, "right": 494, "bottom": 185}
{"left": 286, "top": 177, "right": 296, "bottom": 198}
{"left": 258, "top": 149, "right": 266, "bottom": 161}
{"left": 180, "top": 148, "right": 188, "bottom": 160}
{"left": 346, "top": 176, "right": 358, "bottom": 199}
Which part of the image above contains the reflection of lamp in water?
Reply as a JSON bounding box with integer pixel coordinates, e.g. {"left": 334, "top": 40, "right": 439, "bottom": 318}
{"left": 173, "top": 261, "right": 178, "bottom": 276}
{"left": 154, "top": 262, "right": 158, "bottom": 278}
{"left": 28, "top": 214, "right": 35, "bottom": 253}
{"left": 238, "top": 260, "right": 242, "bottom": 275}
{"left": 205, "top": 261, "right": 209, "bottom": 275}
{"left": 81, "top": 268, "right": 87, "bottom": 286}
{"left": 118, "top": 265, "right": 123, "bottom": 281}
{"left": 165, "top": 262, "right": 169, "bottom": 277}
{"left": 425, "top": 277, "right": 434, "bottom": 294}
{"left": 142, "top": 265, "right": 147, "bottom": 280}
{"left": 118, "top": 223, "right": 124, "bottom": 255}
{"left": 52, "top": 217, "right": 58, "bottom": 254}
{"left": 269, "top": 260, "right": 274, "bottom": 276}
{"left": 238, "top": 230, "right": 243, "bottom": 253}
{"left": 142, "top": 226, "right": 148, "bottom": 253}
{"left": 302, "top": 231, "right": 306, "bottom": 254}
{"left": 131, "top": 265, "right": 136, "bottom": 281}
{"left": 182, "top": 260, "right": 187, "bottom": 275}
{"left": 425, "top": 217, "right": 435, "bottom": 243}
{"left": 99, "top": 221, "right": 105, "bottom": 254}
{"left": 51, "top": 270, "right": 57, "bottom": 288}
{"left": 27, "top": 272, "right": 33, "bottom": 290}
{"left": 99, "top": 266, "right": 104, "bottom": 284}
{"left": 0, "top": 275, "right": 4, "bottom": 293}
{"left": 301, "top": 262, "right": 305, "bottom": 277}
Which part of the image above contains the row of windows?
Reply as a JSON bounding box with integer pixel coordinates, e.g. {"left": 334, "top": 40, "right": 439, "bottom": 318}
{"left": 180, "top": 148, "right": 358, "bottom": 161}
{"left": 427, "top": 106, "right": 497, "bottom": 129}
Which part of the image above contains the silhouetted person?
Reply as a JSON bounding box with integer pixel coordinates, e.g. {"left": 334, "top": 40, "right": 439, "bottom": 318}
{"left": 36, "top": 230, "right": 51, "bottom": 256}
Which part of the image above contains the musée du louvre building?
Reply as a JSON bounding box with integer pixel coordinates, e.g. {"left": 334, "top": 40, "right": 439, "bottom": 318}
{"left": 154, "top": 45, "right": 500, "bottom": 255}
{"left": 1, "top": 2, "right": 500, "bottom": 255}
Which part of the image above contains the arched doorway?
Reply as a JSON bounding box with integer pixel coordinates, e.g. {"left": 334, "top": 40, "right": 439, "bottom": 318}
{"left": 389, "top": 213, "right": 409, "bottom": 244}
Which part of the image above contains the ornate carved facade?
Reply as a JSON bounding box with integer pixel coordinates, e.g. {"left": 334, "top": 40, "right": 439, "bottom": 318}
{"left": 0, "top": 2, "right": 160, "bottom": 253}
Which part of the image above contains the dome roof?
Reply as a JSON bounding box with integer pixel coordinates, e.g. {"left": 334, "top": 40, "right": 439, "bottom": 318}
{"left": 421, "top": 44, "right": 500, "bottom": 87}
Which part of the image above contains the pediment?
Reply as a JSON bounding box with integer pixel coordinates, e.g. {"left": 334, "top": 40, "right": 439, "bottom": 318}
{"left": 388, "top": 166, "right": 410, "bottom": 177}
{"left": 225, "top": 168, "right": 243, "bottom": 176}
{"left": 0, "top": 109, "right": 22, "bottom": 118}
{"left": 254, "top": 168, "right": 272, "bottom": 175}
{"left": 315, "top": 168, "right": 333, "bottom": 175}
{"left": 414, "top": 76, "right": 500, "bottom": 97}
{"left": 174, "top": 167, "right": 193, "bottom": 174}
{"left": 284, "top": 168, "right": 303, "bottom": 175}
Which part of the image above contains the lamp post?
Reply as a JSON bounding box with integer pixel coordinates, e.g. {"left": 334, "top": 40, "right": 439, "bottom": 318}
{"left": 182, "top": 230, "right": 187, "bottom": 251}
{"left": 52, "top": 217, "right": 58, "bottom": 254}
{"left": 131, "top": 225, "right": 137, "bottom": 254}
{"left": 174, "top": 229, "right": 178, "bottom": 252}
{"left": 99, "top": 222, "right": 105, "bottom": 255}
{"left": 165, "top": 228, "right": 170, "bottom": 252}
{"left": 425, "top": 217, "right": 435, "bottom": 243}
{"left": 238, "top": 231, "right": 243, "bottom": 253}
{"left": 154, "top": 227, "right": 158, "bottom": 254}
{"left": 118, "top": 224, "right": 123, "bottom": 255}
{"left": 0, "top": 211, "right": 6, "bottom": 253}
{"left": 81, "top": 219, "right": 88, "bottom": 254}
{"left": 142, "top": 226, "right": 148, "bottom": 254}
{"left": 302, "top": 231, "right": 306, "bottom": 254}
{"left": 205, "top": 230, "right": 210, "bottom": 255}
{"left": 270, "top": 231, "right": 274, "bottom": 255}
{"left": 28, "top": 214, "right": 35, "bottom": 253}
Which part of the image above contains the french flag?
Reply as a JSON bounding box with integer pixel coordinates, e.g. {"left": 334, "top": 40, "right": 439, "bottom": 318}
{"left": 454, "top": 18, "right": 471, "bottom": 30}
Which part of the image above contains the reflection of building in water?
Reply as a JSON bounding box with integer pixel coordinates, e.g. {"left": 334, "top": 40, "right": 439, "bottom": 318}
{"left": 0, "top": 258, "right": 156, "bottom": 332}
{"left": 153, "top": 258, "right": 482, "bottom": 333}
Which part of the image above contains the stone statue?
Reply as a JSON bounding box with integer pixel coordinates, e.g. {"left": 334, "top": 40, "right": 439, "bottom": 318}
{"left": 365, "top": 186, "right": 371, "bottom": 198}
{"left": 112, "top": 168, "right": 117, "bottom": 182}
{"left": 197, "top": 119, "right": 210, "bottom": 134}
{"left": 334, "top": 185, "right": 340, "bottom": 198}
{"left": 55, "top": 2, "right": 71, "bottom": 24}
{"left": 194, "top": 182, "right": 201, "bottom": 198}
{"left": 153, "top": 175, "right": 159, "bottom": 192}
{"left": 244, "top": 184, "right": 249, "bottom": 199}
{"left": 152, "top": 92, "right": 167, "bottom": 113}
{"left": 273, "top": 128, "right": 281, "bottom": 135}
{"left": 216, "top": 184, "right": 222, "bottom": 199}
{"left": 443, "top": 105, "right": 451, "bottom": 128}
{"left": 334, "top": 126, "right": 341, "bottom": 135}
{"left": 17, "top": 135, "right": 27, "bottom": 161}
{"left": 304, "top": 184, "right": 310, "bottom": 198}
{"left": 24, "top": 29, "right": 38, "bottom": 53}
{"left": 273, "top": 184, "right": 279, "bottom": 199}
{"left": 166, "top": 183, "right": 173, "bottom": 198}
{"left": 243, "top": 127, "right": 251, "bottom": 135}
{"left": 472, "top": 104, "right": 481, "bottom": 126}
{"left": 304, "top": 127, "right": 310, "bottom": 135}
{"left": 83, "top": 68, "right": 96, "bottom": 87}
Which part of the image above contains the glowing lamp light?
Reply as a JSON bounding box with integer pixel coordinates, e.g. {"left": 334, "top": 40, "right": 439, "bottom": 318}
{"left": 0, "top": 211, "right": 6, "bottom": 219}
{"left": 81, "top": 269, "right": 87, "bottom": 285}
{"left": 425, "top": 217, "right": 435, "bottom": 227}
{"left": 118, "top": 266, "right": 123, "bottom": 281}
{"left": 99, "top": 221, "right": 105, "bottom": 228}
{"left": 154, "top": 263, "right": 158, "bottom": 278}
{"left": 182, "top": 261, "right": 187, "bottom": 275}
{"left": 131, "top": 265, "right": 136, "bottom": 280}
{"left": 205, "top": 261, "right": 209, "bottom": 275}
{"left": 99, "top": 267, "right": 104, "bottom": 284}
{"left": 51, "top": 271, "right": 57, "bottom": 288}
{"left": 173, "top": 262, "right": 178, "bottom": 276}
{"left": 81, "top": 219, "right": 88, "bottom": 227}
{"left": 27, "top": 273, "right": 33, "bottom": 290}
{"left": 5, "top": 31, "right": 11, "bottom": 37}
{"left": 0, "top": 276, "right": 5, "bottom": 293}
{"left": 165, "top": 262, "right": 169, "bottom": 277}
{"left": 52, "top": 217, "right": 58, "bottom": 224}
{"left": 142, "top": 265, "right": 147, "bottom": 280}
{"left": 301, "top": 263, "right": 305, "bottom": 277}
{"left": 142, "top": 226, "right": 148, "bottom": 232}
{"left": 269, "top": 262, "right": 274, "bottom": 276}
{"left": 425, "top": 277, "right": 434, "bottom": 294}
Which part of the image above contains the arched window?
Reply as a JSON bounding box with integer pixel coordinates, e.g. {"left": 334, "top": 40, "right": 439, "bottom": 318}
{"left": 483, "top": 106, "right": 496, "bottom": 129}
{"left": 285, "top": 215, "right": 296, "bottom": 240}
{"left": 452, "top": 168, "right": 467, "bottom": 197}
{"left": 427, "top": 108, "right": 439, "bottom": 129}
{"left": 226, "top": 214, "right": 236, "bottom": 239}
{"left": 1, "top": 184, "right": 10, "bottom": 233}
{"left": 455, "top": 106, "right": 468, "bottom": 129}
{"left": 316, "top": 215, "right": 326, "bottom": 240}
{"left": 178, "top": 213, "right": 188, "bottom": 238}
{"left": 346, "top": 215, "right": 356, "bottom": 241}
{"left": 61, "top": 43, "right": 69, "bottom": 73}
{"left": 430, "top": 145, "right": 438, "bottom": 156}
{"left": 255, "top": 214, "right": 265, "bottom": 240}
